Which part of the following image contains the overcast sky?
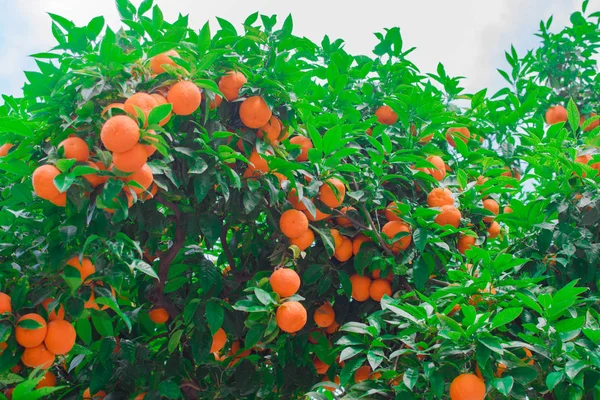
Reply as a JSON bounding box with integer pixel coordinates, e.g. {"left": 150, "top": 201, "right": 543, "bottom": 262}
{"left": 0, "top": 0, "right": 597, "bottom": 99}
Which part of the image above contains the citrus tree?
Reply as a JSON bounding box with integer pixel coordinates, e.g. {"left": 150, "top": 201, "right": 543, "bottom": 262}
{"left": 0, "top": 1, "right": 599, "bottom": 399}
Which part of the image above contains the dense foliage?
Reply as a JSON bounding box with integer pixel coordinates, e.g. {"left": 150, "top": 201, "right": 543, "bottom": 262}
{"left": 0, "top": 1, "right": 599, "bottom": 399}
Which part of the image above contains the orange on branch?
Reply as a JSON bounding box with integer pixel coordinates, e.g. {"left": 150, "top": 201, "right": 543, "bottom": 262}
{"left": 354, "top": 365, "right": 372, "bottom": 383}
{"left": 112, "top": 144, "right": 148, "bottom": 173}
{"left": 36, "top": 370, "right": 56, "bottom": 388}
{"left": 149, "top": 308, "right": 169, "bottom": 324}
{"left": 288, "top": 188, "right": 308, "bottom": 211}
{"left": 289, "top": 136, "right": 313, "bottom": 162}
{"left": 313, "top": 357, "right": 330, "bottom": 374}
{"left": 279, "top": 209, "right": 309, "bottom": 239}
{"left": 58, "top": 137, "right": 89, "bottom": 162}
{"left": 101, "top": 115, "right": 140, "bottom": 153}
{"left": 446, "top": 127, "right": 470, "bottom": 147}
{"left": 218, "top": 70, "right": 247, "bottom": 101}
{"left": 482, "top": 198, "right": 499, "bottom": 222}
{"left": 44, "top": 319, "right": 76, "bottom": 355}
{"left": 21, "top": 344, "right": 55, "bottom": 369}
{"left": 381, "top": 221, "right": 412, "bottom": 253}
{"left": 427, "top": 188, "right": 453, "bottom": 207}
{"left": 0, "top": 293, "right": 11, "bottom": 314}
{"left": 375, "top": 105, "right": 398, "bottom": 125}
{"left": 457, "top": 235, "right": 477, "bottom": 255}
{"left": 210, "top": 328, "right": 227, "bottom": 353}
{"left": 350, "top": 274, "right": 372, "bottom": 301}
{"left": 449, "top": 373, "right": 486, "bottom": 400}
{"left": 124, "top": 93, "right": 157, "bottom": 124}
{"left": 313, "top": 302, "right": 335, "bottom": 328}
{"left": 336, "top": 206, "right": 356, "bottom": 227}
{"left": 41, "top": 298, "right": 65, "bottom": 321}
{"left": 434, "top": 205, "right": 461, "bottom": 228}
{"left": 257, "top": 116, "right": 283, "bottom": 143}
{"left": 270, "top": 268, "right": 301, "bottom": 297}
{"left": 149, "top": 50, "right": 180, "bottom": 74}
{"left": 167, "top": 81, "right": 201, "bottom": 116}
{"left": 240, "top": 96, "right": 272, "bottom": 128}
{"left": 352, "top": 234, "right": 372, "bottom": 255}
{"left": 385, "top": 201, "right": 403, "bottom": 221}
{"left": 319, "top": 178, "right": 345, "bottom": 208}
{"left": 66, "top": 256, "right": 95, "bottom": 282}
{"left": 16, "top": 313, "right": 47, "bottom": 348}
{"left": 0, "top": 143, "right": 13, "bottom": 156}
{"left": 150, "top": 94, "right": 171, "bottom": 126}
{"left": 487, "top": 221, "right": 500, "bottom": 239}
{"left": 369, "top": 279, "right": 392, "bottom": 301}
{"left": 32, "top": 165, "right": 62, "bottom": 201}
{"left": 426, "top": 155, "right": 446, "bottom": 181}
{"left": 276, "top": 301, "right": 307, "bottom": 333}
{"left": 125, "top": 163, "right": 154, "bottom": 194}
{"left": 334, "top": 236, "right": 353, "bottom": 262}
{"left": 304, "top": 207, "right": 330, "bottom": 222}
{"left": 289, "top": 228, "right": 314, "bottom": 251}
{"left": 545, "top": 105, "right": 567, "bottom": 125}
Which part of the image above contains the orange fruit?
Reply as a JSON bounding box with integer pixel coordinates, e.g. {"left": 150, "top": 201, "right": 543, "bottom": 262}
{"left": 504, "top": 206, "right": 513, "bottom": 214}
{"left": 240, "top": 96, "right": 272, "bottom": 129}
{"left": 210, "top": 328, "right": 227, "bottom": 353}
{"left": 545, "top": 105, "right": 567, "bottom": 125}
{"left": 49, "top": 193, "right": 67, "bottom": 207}
{"left": 140, "top": 130, "right": 158, "bottom": 157}
{"left": 576, "top": 154, "right": 592, "bottom": 165}
{"left": 372, "top": 268, "right": 393, "bottom": 281}
{"left": 16, "top": 313, "right": 47, "bottom": 348}
{"left": 41, "top": 298, "right": 65, "bottom": 321}
{"left": 21, "top": 343, "right": 55, "bottom": 369}
{"left": 201, "top": 92, "right": 223, "bottom": 109}
{"left": 334, "top": 236, "right": 353, "bottom": 262}
{"left": 149, "top": 94, "right": 171, "bottom": 126}
{"left": 482, "top": 198, "right": 499, "bottom": 222}
{"left": 36, "top": 370, "right": 56, "bottom": 388}
{"left": 112, "top": 144, "right": 148, "bottom": 173}
{"left": 58, "top": 137, "right": 89, "bottom": 162}
{"left": 270, "top": 268, "right": 301, "bottom": 297}
{"left": 0, "top": 293, "right": 11, "bottom": 314}
{"left": 304, "top": 208, "right": 330, "bottom": 222}
{"left": 385, "top": 201, "right": 403, "bottom": 221}
{"left": 167, "top": 81, "right": 201, "bottom": 116}
{"left": 4, "top": 388, "right": 13, "bottom": 400}
{"left": 0, "top": 143, "right": 13, "bottom": 157}
{"left": 84, "top": 291, "right": 100, "bottom": 310}
{"left": 426, "top": 155, "right": 446, "bottom": 181}
{"left": 325, "top": 320, "right": 339, "bottom": 334}
{"left": 313, "top": 302, "right": 335, "bottom": 327}
{"left": 289, "top": 136, "right": 313, "bottom": 162}
{"left": 44, "top": 320, "right": 76, "bottom": 355}
{"left": 457, "top": 235, "right": 476, "bottom": 255}
{"left": 369, "top": 279, "right": 392, "bottom": 301}
{"left": 313, "top": 357, "right": 329, "bottom": 374}
{"left": 381, "top": 221, "right": 412, "bottom": 253}
{"left": 83, "top": 388, "right": 107, "bottom": 400}
{"left": 330, "top": 229, "right": 343, "bottom": 249}
{"left": 449, "top": 374, "right": 486, "bottom": 400}
{"left": 322, "top": 375, "right": 341, "bottom": 391}
{"left": 319, "top": 178, "right": 345, "bottom": 208}
{"left": 289, "top": 228, "right": 314, "bottom": 251}
{"left": 149, "top": 50, "right": 180, "bottom": 74}
{"left": 134, "top": 394, "right": 147, "bottom": 400}
{"left": 257, "top": 116, "right": 282, "bottom": 143}
{"left": 434, "top": 205, "right": 461, "bottom": 228}
{"left": 354, "top": 365, "right": 372, "bottom": 383}
{"left": 427, "top": 188, "right": 453, "bottom": 207}
{"left": 288, "top": 188, "right": 308, "bottom": 211}
{"left": 522, "top": 347, "right": 534, "bottom": 365}
{"left": 352, "top": 234, "right": 372, "bottom": 255}
{"left": 101, "top": 115, "right": 140, "bottom": 153}
{"left": 580, "top": 113, "right": 599, "bottom": 131}
{"left": 82, "top": 162, "right": 107, "bottom": 188}
{"left": 350, "top": 274, "right": 372, "bottom": 301}
{"left": 276, "top": 301, "right": 307, "bottom": 333}
{"left": 125, "top": 163, "right": 154, "bottom": 194}
{"left": 124, "top": 93, "right": 158, "bottom": 124}
{"left": 448, "top": 304, "right": 461, "bottom": 317}
{"left": 279, "top": 209, "right": 309, "bottom": 239}
{"left": 218, "top": 70, "right": 247, "bottom": 101}
{"left": 336, "top": 206, "right": 356, "bottom": 227}
{"left": 66, "top": 256, "right": 95, "bottom": 282}
{"left": 446, "top": 127, "right": 470, "bottom": 147}
{"left": 101, "top": 103, "right": 125, "bottom": 118}
{"left": 149, "top": 308, "right": 169, "bottom": 324}
{"left": 244, "top": 150, "right": 269, "bottom": 178}
{"left": 32, "top": 165, "right": 62, "bottom": 200}
{"left": 375, "top": 106, "right": 398, "bottom": 125}
{"left": 487, "top": 221, "right": 500, "bottom": 239}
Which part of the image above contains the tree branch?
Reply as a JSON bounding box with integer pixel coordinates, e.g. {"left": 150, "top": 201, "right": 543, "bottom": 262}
{"left": 220, "top": 224, "right": 236, "bottom": 272}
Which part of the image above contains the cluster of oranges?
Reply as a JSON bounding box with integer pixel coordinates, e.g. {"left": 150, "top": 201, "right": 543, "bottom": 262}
{"left": 270, "top": 268, "right": 306, "bottom": 333}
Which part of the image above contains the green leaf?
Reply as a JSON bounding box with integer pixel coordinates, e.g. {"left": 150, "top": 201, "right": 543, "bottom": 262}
{"left": 94, "top": 297, "right": 132, "bottom": 332}
{"left": 168, "top": 329, "right": 183, "bottom": 353}
{"left": 137, "top": 0, "right": 153, "bottom": 16}
{"left": 245, "top": 324, "right": 264, "bottom": 349}
{"left": 546, "top": 371, "right": 564, "bottom": 391}
{"left": 314, "top": 227, "right": 335, "bottom": 257}
{"left": 254, "top": 288, "right": 274, "bottom": 306}
{"left": 567, "top": 98, "right": 580, "bottom": 132}
{"left": 493, "top": 376, "right": 514, "bottom": 396}
{"left": 158, "top": 380, "right": 182, "bottom": 399}
{"left": 87, "top": 16, "right": 105, "bottom": 39}
{"left": 478, "top": 335, "right": 504, "bottom": 354}
{"left": 129, "top": 259, "right": 158, "bottom": 280}
{"left": 76, "top": 317, "right": 92, "bottom": 345}
{"left": 148, "top": 103, "right": 172, "bottom": 125}
{"left": 491, "top": 307, "right": 523, "bottom": 329}
{"left": 205, "top": 301, "right": 224, "bottom": 335}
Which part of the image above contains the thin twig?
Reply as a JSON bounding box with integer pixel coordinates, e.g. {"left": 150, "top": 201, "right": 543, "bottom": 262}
{"left": 220, "top": 224, "right": 236, "bottom": 272}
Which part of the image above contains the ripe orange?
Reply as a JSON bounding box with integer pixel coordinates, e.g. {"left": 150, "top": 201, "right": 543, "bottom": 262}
{"left": 427, "top": 188, "right": 453, "bottom": 207}
{"left": 244, "top": 150, "right": 269, "bottom": 178}
{"left": 446, "top": 127, "right": 470, "bottom": 147}
{"left": 504, "top": 206, "right": 513, "bottom": 214}
{"left": 4, "top": 388, "right": 13, "bottom": 400}
{"left": 257, "top": 116, "right": 282, "bottom": 143}
{"left": 58, "top": 137, "right": 89, "bottom": 162}
{"left": 167, "top": 81, "right": 201, "bottom": 116}
{"left": 210, "top": 328, "right": 227, "bottom": 353}
{"left": 319, "top": 178, "right": 345, "bottom": 208}
{"left": 352, "top": 234, "right": 372, "bottom": 255}
{"left": 240, "top": 96, "right": 272, "bottom": 129}
{"left": 101, "top": 115, "right": 140, "bottom": 153}
{"left": 101, "top": 103, "right": 125, "bottom": 118}
{"left": 0, "top": 292, "right": 11, "bottom": 314}
{"left": 36, "top": 370, "right": 56, "bottom": 388}
{"left": 334, "top": 236, "right": 353, "bottom": 262}
{"left": 16, "top": 313, "right": 47, "bottom": 348}
{"left": 276, "top": 301, "right": 307, "bottom": 333}
{"left": 44, "top": 319, "right": 76, "bottom": 355}
{"left": 288, "top": 188, "right": 308, "bottom": 211}
{"left": 576, "top": 154, "right": 592, "bottom": 165}
{"left": 350, "top": 274, "right": 372, "bottom": 301}
{"left": 289, "top": 136, "right": 313, "bottom": 162}
{"left": 580, "top": 113, "right": 599, "bottom": 131}
{"left": 0, "top": 143, "right": 13, "bottom": 157}
{"left": 279, "top": 209, "right": 309, "bottom": 239}
{"left": 149, "top": 94, "right": 171, "bottom": 126}
{"left": 545, "top": 105, "right": 567, "bottom": 125}
{"left": 381, "top": 221, "right": 412, "bottom": 253}
{"left": 304, "top": 208, "right": 330, "bottom": 222}
{"left": 83, "top": 388, "right": 107, "bottom": 400}
{"left": 457, "top": 235, "right": 476, "bottom": 255}
{"left": 354, "top": 365, "right": 372, "bottom": 383}
{"left": 134, "top": 393, "right": 147, "bottom": 400}
{"left": 82, "top": 162, "right": 107, "bottom": 188}
{"left": 149, "top": 50, "right": 180, "bottom": 74}
{"left": 270, "top": 268, "right": 301, "bottom": 297}
{"left": 41, "top": 298, "right": 65, "bottom": 321}
{"left": 487, "top": 221, "right": 500, "bottom": 239}
{"left": 385, "top": 201, "right": 403, "bottom": 221}
{"left": 32, "top": 165, "right": 62, "bottom": 200}
{"left": 21, "top": 343, "right": 55, "bottom": 369}
{"left": 218, "top": 70, "right": 247, "bottom": 101}
{"left": 369, "top": 279, "right": 392, "bottom": 301}
{"left": 325, "top": 320, "right": 339, "bottom": 334}
{"left": 125, "top": 163, "right": 154, "bottom": 194}
{"left": 289, "top": 228, "right": 314, "bottom": 251}
{"left": 149, "top": 308, "right": 169, "bottom": 324}
{"left": 449, "top": 374, "right": 486, "bottom": 400}
{"left": 336, "top": 206, "right": 356, "bottom": 227}
{"left": 66, "top": 256, "right": 95, "bottom": 282}
{"left": 313, "top": 302, "right": 335, "bottom": 327}
{"left": 330, "top": 229, "right": 343, "bottom": 248}
{"left": 375, "top": 106, "right": 398, "bottom": 125}
{"left": 426, "top": 156, "right": 446, "bottom": 181}
{"left": 313, "top": 357, "right": 329, "bottom": 374}
{"left": 521, "top": 347, "right": 534, "bottom": 365}
{"left": 322, "top": 375, "right": 341, "bottom": 391}
{"left": 124, "top": 93, "right": 158, "bottom": 123}
{"left": 434, "top": 205, "right": 461, "bottom": 228}
{"left": 112, "top": 144, "right": 148, "bottom": 173}
{"left": 49, "top": 193, "right": 67, "bottom": 207}
{"left": 201, "top": 92, "right": 223, "bottom": 109}
{"left": 482, "top": 198, "right": 499, "bottom": 222}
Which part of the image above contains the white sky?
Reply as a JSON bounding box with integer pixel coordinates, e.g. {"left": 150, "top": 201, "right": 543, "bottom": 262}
{"left": 0, "top": 0, "right": 598, "bottom": 99}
